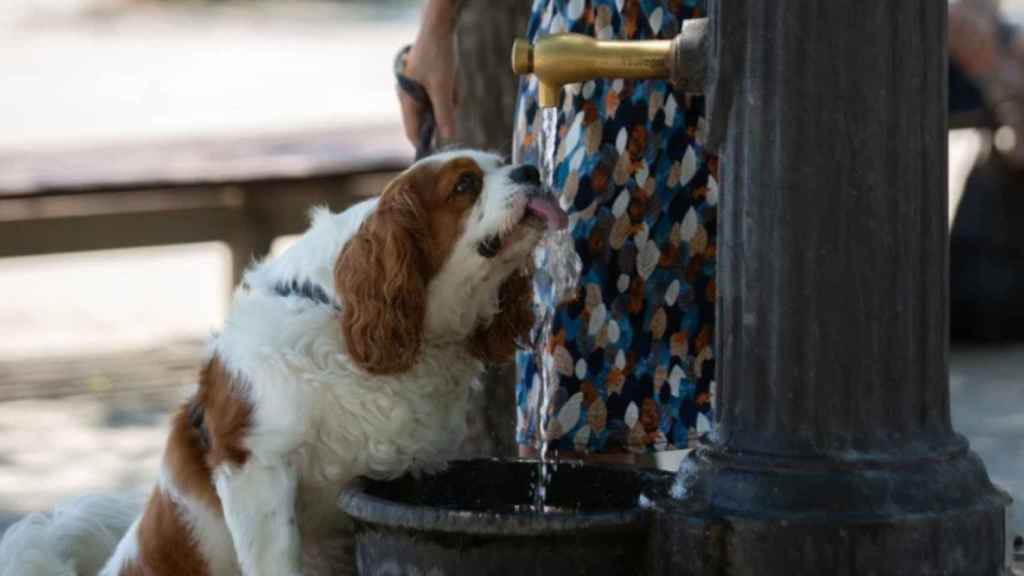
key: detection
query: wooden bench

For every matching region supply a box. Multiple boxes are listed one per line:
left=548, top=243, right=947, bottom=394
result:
left=0, top=124, right=412, bottom=283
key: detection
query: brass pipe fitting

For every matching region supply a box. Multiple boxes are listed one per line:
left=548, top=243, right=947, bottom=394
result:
left=511, top=18, right=708, bottom=108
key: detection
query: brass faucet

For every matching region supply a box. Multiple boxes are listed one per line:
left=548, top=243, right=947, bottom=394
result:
left=511, top=18, right=708, bottom=108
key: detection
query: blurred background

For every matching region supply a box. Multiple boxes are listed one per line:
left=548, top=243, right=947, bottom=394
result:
left=0, top=0, right=418, bottom=529
left=0, top=0, right=1021, bottom=552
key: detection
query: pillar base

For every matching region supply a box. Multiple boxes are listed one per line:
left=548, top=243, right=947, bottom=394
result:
left=652, top=444, right=1012, bottom=576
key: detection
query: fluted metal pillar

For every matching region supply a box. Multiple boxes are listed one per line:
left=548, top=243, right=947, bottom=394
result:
left=655, top=2, right=1012, bottom=574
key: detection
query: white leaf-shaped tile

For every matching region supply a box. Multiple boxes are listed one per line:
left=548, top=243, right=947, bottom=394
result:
left=575, top=358, right=588, bottom=380
left=588, top=303, right=607, bottom=336
left=616, top=127, right=628, bottom=153
left=558, top=392, right=584, bottom=434
left=649, top=7, right=664, bottom=35
left=680, top=207, right=698, bottom=241
left=665, top=279, right=681, bottom=306
left=612, top=189, right=630, bottom=218
left=582, top=80, right=595, bottom=99
left=695, top=116, right=707, bottom=146
left=564, top=112, right=584, bottom=155
left=680, top=145, right=698, bottom=187
left=607, top=319, right=621, bottom=344
left=697, top=413, right=712, bottom=435
left=624, top=401, right=639, bottom=429
left=617, top=274, right=631, bottom=293
left=664, top=93, right=678, bottom=128
left=610, top=214, right=631, bottom=250
left=667, top=362, right=684, bottom=393
left=637, top=239, right=661, bottom=280
left=636, top=165, right=649, bottom=188
left=669, top=364, right=685, bottom=388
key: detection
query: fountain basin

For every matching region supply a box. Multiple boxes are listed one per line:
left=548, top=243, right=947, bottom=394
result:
left=339, top=458, right=674, bottom=576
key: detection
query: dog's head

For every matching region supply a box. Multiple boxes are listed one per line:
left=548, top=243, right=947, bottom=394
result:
left=335, top=150, right=566, bottom=375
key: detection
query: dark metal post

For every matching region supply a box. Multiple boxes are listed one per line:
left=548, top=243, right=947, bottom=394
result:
left=655, top=2, right=1012, bottom=574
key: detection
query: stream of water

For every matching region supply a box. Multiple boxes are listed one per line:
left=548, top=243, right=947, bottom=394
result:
left=531, top=106, right=582, bottom=511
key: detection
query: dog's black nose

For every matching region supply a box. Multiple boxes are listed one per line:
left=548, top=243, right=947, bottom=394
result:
left=508, top=164, right=540, bottom=186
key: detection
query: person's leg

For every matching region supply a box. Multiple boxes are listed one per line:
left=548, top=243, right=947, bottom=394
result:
left=444, top=1, right=533, bottom=457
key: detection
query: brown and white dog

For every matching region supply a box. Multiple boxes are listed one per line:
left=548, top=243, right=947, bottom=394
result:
left=0, top=150, right=566, bottom=576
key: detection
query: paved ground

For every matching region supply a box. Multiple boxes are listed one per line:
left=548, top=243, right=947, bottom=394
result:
left=951, top=345, right=1024, bottom=535
left=0, top=383, right=185, bottom=519
left=0, top=0, right=416, bottom=154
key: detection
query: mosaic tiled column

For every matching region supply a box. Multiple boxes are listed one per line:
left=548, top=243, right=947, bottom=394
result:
left=655, top=2, right=1013, bottom=574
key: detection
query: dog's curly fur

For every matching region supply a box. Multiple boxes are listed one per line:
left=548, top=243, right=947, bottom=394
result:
left=468, top=270, right=536, bottom=364
left=336, top=180, right=432, bottom=375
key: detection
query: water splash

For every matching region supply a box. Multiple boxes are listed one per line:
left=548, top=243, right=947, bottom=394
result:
left=531, top=106, right=582, bottom=511
left=670, top=456, right=699, bottom=500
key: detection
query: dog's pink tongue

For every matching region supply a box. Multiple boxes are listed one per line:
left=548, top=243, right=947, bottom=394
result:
left=527, top=196, right=569, bottom=231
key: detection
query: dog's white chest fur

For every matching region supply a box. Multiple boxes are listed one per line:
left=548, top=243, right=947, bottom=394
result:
left=293, top=336, right=479, bottom=488
left=214, top=286, right=481, bottom=576
left=216, top=289, right=480, bottom=488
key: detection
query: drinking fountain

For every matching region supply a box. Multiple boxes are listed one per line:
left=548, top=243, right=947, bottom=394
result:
left=509, top=17, right=708, bottom=108
left=341, top=3, right=1013, bottom=575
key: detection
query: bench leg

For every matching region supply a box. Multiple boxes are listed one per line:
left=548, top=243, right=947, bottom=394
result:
left=227, top=219, right=273, bottom=296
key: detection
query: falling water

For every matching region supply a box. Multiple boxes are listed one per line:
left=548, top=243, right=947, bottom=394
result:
left=532, top=106, right=582, bottom=510
left=669, top=456, right=699, bottom=500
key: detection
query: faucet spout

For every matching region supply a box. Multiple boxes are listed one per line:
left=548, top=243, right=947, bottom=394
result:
left=511, top=17, right=708, bottom=108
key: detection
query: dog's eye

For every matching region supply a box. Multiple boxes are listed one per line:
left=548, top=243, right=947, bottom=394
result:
left=452, top=173, right=481, bottom=198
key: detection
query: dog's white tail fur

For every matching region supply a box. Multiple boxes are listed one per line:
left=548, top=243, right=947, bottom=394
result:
left=0, top=494, right=140, bottom=576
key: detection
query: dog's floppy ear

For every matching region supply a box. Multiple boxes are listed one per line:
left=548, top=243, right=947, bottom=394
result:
left=468, top=269, right=536, bottom=364
left=336, top=179, right=429, bottom=375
